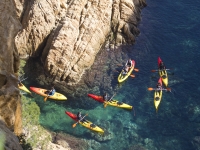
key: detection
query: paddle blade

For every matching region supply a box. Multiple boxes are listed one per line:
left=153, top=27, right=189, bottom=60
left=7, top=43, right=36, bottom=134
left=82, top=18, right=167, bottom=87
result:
left=166, top=88, right=171, bottom=92
left=130, top=74, right=135, bottom=78
left=117, top=64, right=123, bottom=67
left=44, top=97, right=48, bottom=102
left=134, top=68, right=139, bottom=72
left=72, top=123, right=77, bottom=128
left=103, top=102, right=108, bottom=108
left=151, top=70, right=158, bottom=72
left=148, top=88, right=154, bottom=91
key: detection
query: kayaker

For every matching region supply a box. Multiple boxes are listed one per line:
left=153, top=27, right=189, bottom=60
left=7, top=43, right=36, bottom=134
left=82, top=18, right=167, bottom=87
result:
left=77, top=112, right=86, bottom=122
left=156, top=83, right=162, bottom=90
left=159, top=62, right=166, bottom=70
left=45, top=85, right=56, bottom=96
left=122, top=66, right=129, bottom=75
left=125, top=59, right=133, bottom=68
left=103, top=93, right=109, bottom=101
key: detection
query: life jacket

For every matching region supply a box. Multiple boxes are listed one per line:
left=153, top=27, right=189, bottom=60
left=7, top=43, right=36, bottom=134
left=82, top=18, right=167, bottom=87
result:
left=103, top=94, right=108, bottom=101
left=77, top=112, right=82, bottom=120
left=49, top=88, right=55, bottom=96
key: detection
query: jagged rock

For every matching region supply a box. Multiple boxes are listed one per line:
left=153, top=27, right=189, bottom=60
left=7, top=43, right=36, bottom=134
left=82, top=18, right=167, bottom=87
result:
left=15, top=0, right=146, bottom=85
left=0, top=121, right=23, bottom=150
left=52, top=132, right=88, bottom=150
left=0, top=0, right=22, bottom=136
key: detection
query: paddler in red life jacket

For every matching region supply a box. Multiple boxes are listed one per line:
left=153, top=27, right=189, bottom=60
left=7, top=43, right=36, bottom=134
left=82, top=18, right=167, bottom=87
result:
left=159, top=61, right=166, bottom=70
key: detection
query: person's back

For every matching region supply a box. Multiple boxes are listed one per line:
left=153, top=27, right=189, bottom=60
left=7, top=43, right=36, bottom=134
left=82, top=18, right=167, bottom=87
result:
left=159, top=62, right=165, bottom=70
left=103, top=93, right=109, bottom=101
left=77, top=112, right=82, bottom=120
left=126, top=59, right=132, bottom=68
left=48, top=86, right=56, bottom=96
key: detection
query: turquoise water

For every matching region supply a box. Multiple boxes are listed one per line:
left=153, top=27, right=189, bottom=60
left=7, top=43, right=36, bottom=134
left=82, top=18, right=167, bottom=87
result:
left=27, top=0, right=200, bottom=149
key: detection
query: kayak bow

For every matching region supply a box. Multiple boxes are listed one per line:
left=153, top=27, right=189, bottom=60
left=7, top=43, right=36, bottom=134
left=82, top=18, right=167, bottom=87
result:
left=88, top=93, right=133, bottom=110
left=30, top=87, right=67, bottom=100
left=18, top=83, right=31, bottom=94
left=65, top=111, right=104, bottom=133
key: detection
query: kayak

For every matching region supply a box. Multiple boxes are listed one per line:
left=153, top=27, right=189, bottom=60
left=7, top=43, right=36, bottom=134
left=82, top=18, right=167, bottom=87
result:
left=18, top=83, right=31, bottom=94
left=158, top=57, right=168, bottom=87
left=154, top=77, right=163, bottom=113
left=118, top=60, right=135, bottom=83
left=88, top=94, right=133, bottom=110
left=30, top=87, right=67, bottom=100
left=65, top=111, right=104, bottom=133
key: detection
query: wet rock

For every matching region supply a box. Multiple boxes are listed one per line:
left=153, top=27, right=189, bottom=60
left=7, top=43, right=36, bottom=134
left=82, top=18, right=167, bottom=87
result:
left=52, top=132, right=88, bottom=150
left=192, top=136, right=200, bottom=150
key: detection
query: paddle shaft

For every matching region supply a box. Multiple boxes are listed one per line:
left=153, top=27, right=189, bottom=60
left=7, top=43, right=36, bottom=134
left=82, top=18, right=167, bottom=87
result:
left=104, top=93, right=116, bottom=107
left=148, top=87, right=171, bottom=91
left=107, top=93, right=116, bottom=103
left=19, top=77, right=28, bottom=82
left=151, top=68, right=171, bottom=72
left=73, top=114, right=88, bottom=127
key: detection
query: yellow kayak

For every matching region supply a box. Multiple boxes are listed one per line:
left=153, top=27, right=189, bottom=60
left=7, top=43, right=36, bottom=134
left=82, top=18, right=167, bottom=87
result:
left=154, top=78, right=163, bottom=113
left=158, top=57, right=168, bottom=87
left=18, top=83, right=31, bottom=94
left=30, top=87, right=67, bottom=100
left=158, top=69, right=168, bottom=87
left=65, top=111, right=104, bottom=133
left=118, top=60, right=135, bottom=83
left=88, top=94, right=133, bottom=110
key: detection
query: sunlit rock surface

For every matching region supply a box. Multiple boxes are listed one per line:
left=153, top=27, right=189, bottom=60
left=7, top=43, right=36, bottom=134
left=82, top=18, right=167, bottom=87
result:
left=15, top=0, right=146, bottom=85
left=0, top=0, right=22, bottom=149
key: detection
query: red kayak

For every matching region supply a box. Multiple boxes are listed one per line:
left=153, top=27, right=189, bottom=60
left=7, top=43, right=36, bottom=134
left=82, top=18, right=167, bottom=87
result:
left=65, top=111, right=104, bottom=133
left=88, top=94, right=133, bottom=110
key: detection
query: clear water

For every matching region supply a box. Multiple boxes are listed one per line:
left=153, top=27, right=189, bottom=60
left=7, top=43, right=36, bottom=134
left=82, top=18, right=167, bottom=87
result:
left=28, top=0, right=200, bottom=149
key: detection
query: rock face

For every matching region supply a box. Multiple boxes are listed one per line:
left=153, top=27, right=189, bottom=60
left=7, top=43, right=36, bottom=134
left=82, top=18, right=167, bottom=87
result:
left=15, top=0, right=147, bottom=85
left=0, top=121, right=23, bottom=150
left=0, top=0, right=22, bottom=149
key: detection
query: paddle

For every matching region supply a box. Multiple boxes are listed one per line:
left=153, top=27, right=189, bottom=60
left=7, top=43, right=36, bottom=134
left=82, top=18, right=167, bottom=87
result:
left=134, top=68, right=139, bottom=72
left=44, top=95, right=49, bottom=102
left=104, top=93, right=116, bottom=108
left=20, top=77, right=28, bottom=82
left=72, top=114, right=88, bottom=128
left=151, top=69, right=172, bottom=72
left=148, top=87, right=171, bottom=91
left=117, top=64, right=139, bottom=72
left=130, top=74, right=135, bottom=78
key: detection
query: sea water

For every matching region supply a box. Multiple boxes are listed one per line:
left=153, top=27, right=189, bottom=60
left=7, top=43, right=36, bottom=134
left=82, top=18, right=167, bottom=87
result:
left=31, top=0, right=200, bottom=149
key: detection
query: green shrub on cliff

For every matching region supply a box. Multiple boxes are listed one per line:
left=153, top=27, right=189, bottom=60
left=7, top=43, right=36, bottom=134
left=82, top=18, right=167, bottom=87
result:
left=0, top=132, right=5, bottom=150
left=19, top=60, right=26, bottom=75
left=21, top=96, right=40, bottom=125
left=21, top=95, right=51, bottom=149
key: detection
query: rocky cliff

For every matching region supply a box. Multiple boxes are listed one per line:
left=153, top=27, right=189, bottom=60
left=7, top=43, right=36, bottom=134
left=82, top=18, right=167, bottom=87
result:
left=15, top=0, right=146, bottom=85
left=0, top=0, right=22, bottom=149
